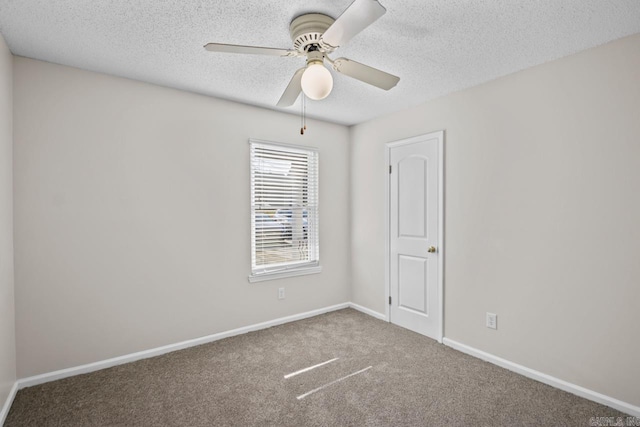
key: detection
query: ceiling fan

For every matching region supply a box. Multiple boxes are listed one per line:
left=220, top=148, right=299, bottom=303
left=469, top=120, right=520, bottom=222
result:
left=204, top=0, right=400, bottom=107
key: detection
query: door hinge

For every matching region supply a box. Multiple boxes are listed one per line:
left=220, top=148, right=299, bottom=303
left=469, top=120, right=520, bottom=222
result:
left=389, top=165, right=392, bottom=174
left=389, top=296, right=392, bottom=305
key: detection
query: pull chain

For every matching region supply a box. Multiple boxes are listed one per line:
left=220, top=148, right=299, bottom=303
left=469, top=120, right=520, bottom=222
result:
left=300, top=94, right=307, bottom=135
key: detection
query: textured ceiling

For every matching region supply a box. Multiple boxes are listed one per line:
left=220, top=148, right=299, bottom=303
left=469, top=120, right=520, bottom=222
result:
left=1, top=0, right=640, bottom=125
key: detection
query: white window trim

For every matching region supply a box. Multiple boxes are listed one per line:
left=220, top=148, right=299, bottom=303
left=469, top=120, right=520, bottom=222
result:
left=248, top=265, right=322, bottom=283
left=248, top=138, right=321, bottom=283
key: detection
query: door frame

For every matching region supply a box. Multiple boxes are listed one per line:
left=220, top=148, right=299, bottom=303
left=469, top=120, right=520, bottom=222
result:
left=384, top=131, right=445, bottom=343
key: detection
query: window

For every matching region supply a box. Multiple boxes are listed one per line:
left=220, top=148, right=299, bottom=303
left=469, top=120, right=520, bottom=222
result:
left=249, top=139, right=320, bottom=282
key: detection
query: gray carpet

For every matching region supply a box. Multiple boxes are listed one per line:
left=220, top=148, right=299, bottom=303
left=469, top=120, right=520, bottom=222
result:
left=5, top=309, right=625, bottom=426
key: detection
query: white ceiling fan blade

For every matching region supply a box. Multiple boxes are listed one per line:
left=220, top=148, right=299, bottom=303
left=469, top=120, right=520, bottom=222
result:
left=204, top=43, right=297, bottom=57
left=320, top=0, right=386, bottom=49
left=332, top=57, right=399, bottom=90
left=277, top=68, right=306, bottom=107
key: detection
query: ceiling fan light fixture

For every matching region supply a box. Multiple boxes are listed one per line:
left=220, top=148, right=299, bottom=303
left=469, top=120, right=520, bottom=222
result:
left=204, top=1, right=399, bottom=108
left=301, top=61, right=333, bottom=100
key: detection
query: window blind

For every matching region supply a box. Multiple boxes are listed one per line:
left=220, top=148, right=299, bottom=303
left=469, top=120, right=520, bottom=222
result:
left=250, top=139, right=319, bottom=276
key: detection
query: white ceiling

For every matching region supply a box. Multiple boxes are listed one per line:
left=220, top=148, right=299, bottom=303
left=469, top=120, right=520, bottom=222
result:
left=1, top=0, right=639, bottom=126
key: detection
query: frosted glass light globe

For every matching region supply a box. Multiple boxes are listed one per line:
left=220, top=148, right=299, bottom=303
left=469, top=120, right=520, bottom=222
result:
left=301, top=62, right=333, bottom=100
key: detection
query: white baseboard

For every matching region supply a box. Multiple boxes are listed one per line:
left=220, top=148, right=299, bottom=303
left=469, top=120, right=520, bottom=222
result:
left=348, top=302, right=387, bottom=321
left=15, top=306, right=636, bottom=419
left=14, top=302, right=385, bottom=393
left=443, top=338, right=640, bottom=417
left=18, top=302, right=350, bottom=390
left=14, top=308, right=634, bottom=420
left=0, top=381, right=19, bottom=425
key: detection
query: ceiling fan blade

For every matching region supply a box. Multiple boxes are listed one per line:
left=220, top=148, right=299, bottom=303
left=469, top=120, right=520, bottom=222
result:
left=320, top=0, right=386, bottom=49
left=204, top=43, right=297, bottom=57
left=332, top=57, right=399, bottom=90
left=277, top=68, right=306, bottom=107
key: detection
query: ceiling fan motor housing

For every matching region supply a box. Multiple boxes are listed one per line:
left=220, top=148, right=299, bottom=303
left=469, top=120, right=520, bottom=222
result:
left=289, top=13, right=335, bottom=54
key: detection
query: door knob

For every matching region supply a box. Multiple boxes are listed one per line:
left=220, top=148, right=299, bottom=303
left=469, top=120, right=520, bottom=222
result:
left=428, top=246, right=437, bottom=253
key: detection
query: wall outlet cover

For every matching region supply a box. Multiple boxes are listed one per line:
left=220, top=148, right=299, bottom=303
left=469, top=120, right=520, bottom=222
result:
left=486, top=312, right=497, bottom=330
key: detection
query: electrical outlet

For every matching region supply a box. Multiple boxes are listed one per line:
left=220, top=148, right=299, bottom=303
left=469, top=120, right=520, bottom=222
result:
left=278, top=288, right=285, bottom=300
left=486, top=312, right=497, bottom=330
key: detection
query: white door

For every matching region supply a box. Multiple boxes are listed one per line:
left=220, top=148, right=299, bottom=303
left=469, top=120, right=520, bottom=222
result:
left=388, top=131, right=443, bottom=341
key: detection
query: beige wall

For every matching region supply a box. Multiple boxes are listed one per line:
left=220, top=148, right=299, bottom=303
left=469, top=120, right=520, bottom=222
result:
left=350, top=33, right=640, bottom=407
left=0, top=33, right=16, bottom=407
left=13, top=57, right=351, bottom=377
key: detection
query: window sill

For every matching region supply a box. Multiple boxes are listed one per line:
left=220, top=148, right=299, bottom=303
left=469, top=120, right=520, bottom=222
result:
left=248, top=266, right=322, bottom=283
